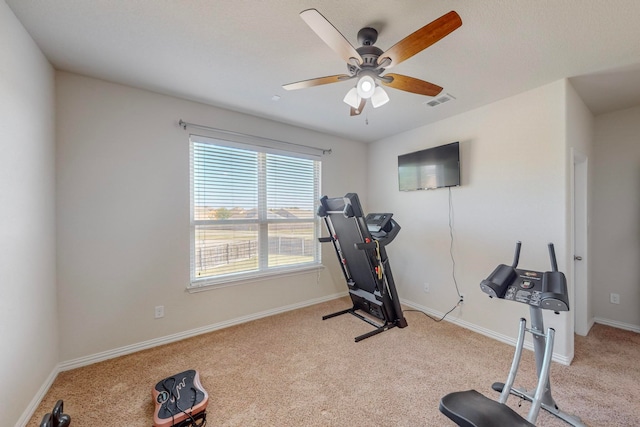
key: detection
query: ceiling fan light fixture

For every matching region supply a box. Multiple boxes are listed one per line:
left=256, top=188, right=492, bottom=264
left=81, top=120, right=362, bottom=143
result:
left=371, top=86, right=390, bottom=108
left=285, top=9, right=462, bottom=117
left=343, top=87, right=361, bottom=109
left=356, top=75, right=376, bottom=99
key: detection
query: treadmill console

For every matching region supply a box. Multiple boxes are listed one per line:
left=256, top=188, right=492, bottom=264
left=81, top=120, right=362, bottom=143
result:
left=365, top=213, right=393, bottom=233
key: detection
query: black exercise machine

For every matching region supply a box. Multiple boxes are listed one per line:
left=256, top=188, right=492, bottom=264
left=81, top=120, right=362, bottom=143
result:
left=153, top=370, right=208, bottom=427
left=317, top=193, right=408, bottom=342
left=439, top=241, right=585, bottom=426
left=39, top=400, right=70, bottom=427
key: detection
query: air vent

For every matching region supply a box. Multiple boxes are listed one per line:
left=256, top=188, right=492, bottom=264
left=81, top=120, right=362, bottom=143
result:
left=425, top=93, right=456, bottom=107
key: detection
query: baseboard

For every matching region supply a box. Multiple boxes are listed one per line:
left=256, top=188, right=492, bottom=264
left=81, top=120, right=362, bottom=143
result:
left=400, top=298, right=573, bottom=366
left=14, top=292, right=346, bottom=426
left=15, top=367, right=59, bottom=427
left=593, top=317, right=640, bottom=333
left=59, top=292, right=347, bottom=371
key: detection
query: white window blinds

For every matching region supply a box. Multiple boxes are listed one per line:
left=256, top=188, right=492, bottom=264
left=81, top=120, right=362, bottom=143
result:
left=189, top=135, right=321, bottom=288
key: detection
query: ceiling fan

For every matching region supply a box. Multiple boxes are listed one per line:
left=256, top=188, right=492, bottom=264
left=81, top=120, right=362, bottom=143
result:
left=282, top=9, right=462, bottom=116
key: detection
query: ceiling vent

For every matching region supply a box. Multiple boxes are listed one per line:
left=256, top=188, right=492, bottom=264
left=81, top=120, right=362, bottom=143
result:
left=425, top=93, right=456, bottom=107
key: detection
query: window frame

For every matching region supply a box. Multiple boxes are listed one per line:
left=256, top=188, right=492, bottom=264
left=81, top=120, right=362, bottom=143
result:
left=188, top=134, right=322, bottom=291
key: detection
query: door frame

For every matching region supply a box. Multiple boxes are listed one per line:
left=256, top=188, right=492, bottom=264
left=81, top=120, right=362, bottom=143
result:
left=572, top=149, right=590, bottom=336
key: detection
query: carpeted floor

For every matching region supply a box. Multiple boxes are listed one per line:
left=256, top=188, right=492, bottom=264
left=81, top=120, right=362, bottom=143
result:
left=28, top=298, right=640, bottom=426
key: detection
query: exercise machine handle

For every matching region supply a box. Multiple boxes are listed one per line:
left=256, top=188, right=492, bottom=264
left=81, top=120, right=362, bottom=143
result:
left=548, top=243, right=558, bottom=272
left=511, top=241, right=522, bottom=268
left=354, top=241, right=377, bottom=250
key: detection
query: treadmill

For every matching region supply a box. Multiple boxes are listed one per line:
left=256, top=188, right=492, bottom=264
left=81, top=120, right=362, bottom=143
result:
left=317, top=193, right=407, bottom=342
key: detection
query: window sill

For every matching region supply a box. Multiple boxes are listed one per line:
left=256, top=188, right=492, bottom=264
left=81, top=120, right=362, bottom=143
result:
left=187, top=264, right=325, bottom=293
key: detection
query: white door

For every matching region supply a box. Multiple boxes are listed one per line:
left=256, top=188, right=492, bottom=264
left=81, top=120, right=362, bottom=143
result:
left=573, top=152, right=590, bottom=336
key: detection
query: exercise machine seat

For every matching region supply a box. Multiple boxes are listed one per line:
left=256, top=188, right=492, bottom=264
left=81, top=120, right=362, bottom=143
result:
left=439, top=390, right=534, bottom=427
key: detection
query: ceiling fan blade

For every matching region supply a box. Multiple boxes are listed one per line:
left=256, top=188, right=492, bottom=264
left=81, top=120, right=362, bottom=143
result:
left=300, top=9, right=363, bottom=66
left=378, top=11, right=462, bottom=69
left=350, top=98, right=366, bottom=116
left=283, top=74, right=352, bottom=91
left=380, top=73, right=443, bottom=96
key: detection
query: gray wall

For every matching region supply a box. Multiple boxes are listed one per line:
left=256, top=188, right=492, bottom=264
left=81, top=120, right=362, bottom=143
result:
left=55, top=72, right=368, bottom=362
left=367, top=80, right=576, bottom=360
left=592, top=105, right=640, bottom=330
left=0, top=3, right=57, bottom=425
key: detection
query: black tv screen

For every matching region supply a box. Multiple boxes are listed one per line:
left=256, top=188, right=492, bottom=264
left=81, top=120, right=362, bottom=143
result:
left=398, top=142, right=460, bottom=191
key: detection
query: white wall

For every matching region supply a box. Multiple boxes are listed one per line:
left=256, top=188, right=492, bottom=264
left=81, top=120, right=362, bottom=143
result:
left=0, top=2, right=57, bottom=425
left=368, top=81, right=574, bottom=360
left=55, top=72, right=367, bottom=362
left=592, top=105, right=640, bottom=331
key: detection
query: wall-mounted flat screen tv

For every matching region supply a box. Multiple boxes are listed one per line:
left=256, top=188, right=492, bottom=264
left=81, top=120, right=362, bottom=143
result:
left=398, top=142, right=460, bottom=191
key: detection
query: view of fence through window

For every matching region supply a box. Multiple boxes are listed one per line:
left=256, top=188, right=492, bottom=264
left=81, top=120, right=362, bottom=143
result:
left=190, top=137, right=321, bottom=285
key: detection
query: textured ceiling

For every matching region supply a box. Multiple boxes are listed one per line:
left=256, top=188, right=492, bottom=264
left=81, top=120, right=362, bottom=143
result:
left=7, top=0, right=640, bottom=142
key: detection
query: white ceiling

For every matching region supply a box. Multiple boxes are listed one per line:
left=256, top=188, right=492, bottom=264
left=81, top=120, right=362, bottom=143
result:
left=7, top=0, right=640, bottom=143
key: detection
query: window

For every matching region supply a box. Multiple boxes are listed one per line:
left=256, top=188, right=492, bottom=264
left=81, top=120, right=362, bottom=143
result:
left=189, top=135, right=321, bottom=289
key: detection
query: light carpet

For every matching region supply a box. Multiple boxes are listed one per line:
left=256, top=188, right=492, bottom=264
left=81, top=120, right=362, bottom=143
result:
left=27, top=298, right=640, bottom=426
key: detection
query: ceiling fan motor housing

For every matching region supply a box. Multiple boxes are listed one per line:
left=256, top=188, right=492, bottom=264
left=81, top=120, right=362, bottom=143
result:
left=357, top=45, right=383, bottom=67
left=348, top=43, right=384, bottom=76
left=356, top=27, right=384, bottom=70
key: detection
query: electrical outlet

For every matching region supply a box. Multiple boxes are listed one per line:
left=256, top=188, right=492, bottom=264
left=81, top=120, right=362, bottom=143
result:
left=423, top=283, right=430, bottom=293
left=155, top=305, right=165, bottom=318
left=459, top=294, right=465, bottom=304
left=610, top=293, right=620, bottom=305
